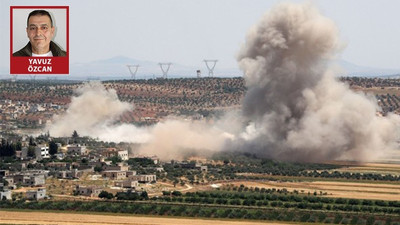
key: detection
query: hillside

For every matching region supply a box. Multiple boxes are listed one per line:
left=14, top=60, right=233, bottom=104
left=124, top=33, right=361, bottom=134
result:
left=1, top=77, right=400, bottom=129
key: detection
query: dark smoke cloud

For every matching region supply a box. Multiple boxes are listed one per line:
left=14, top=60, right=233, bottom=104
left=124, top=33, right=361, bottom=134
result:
left=233, top=2, right=400, bottom=162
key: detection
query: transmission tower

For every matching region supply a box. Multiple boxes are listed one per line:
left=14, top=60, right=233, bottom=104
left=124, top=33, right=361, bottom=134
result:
left=203, top=60, right=218, bottom=77
left=127, top=65, right=139, bottom=79
left=159, top=63, right=172, bottom=79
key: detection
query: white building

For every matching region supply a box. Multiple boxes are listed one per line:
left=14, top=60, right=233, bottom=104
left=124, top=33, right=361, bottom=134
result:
left=102, top=149, right=129, bottom=161
left=0, top=190, right=12, bottom=200
left=130, top=175, right=156, bottom=183
left=26, top=188, right=46, bottom=200
left=35, top=146, right=50, bottom=160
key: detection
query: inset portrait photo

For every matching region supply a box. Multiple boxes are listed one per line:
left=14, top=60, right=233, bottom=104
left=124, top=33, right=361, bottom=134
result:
left=10, top=6, right=69, bottom=74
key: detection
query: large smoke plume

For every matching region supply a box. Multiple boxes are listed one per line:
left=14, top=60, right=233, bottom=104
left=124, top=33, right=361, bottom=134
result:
left=47, top=82, right=150, bottom=143
left=234, top=3, right=400, bottom=161
left=46, top=82, right=229, bottom=160
left=46, top=2, right=399, bottom=162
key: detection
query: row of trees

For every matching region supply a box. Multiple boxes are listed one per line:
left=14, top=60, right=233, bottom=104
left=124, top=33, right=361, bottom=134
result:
left=152, top=190, right=400, bottom=215
left=0, top=139, right=20, bottom=157
left=208, top=152, right=400, bottom=182
left=0, top=199, right=396, bottom=225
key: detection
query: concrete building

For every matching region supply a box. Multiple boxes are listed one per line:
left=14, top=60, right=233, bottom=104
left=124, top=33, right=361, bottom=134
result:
left=0, top=190, right=12, bottom=200
left=46, top=162, right=68, bottom=169
left=75, top=185, right=103, bottom=197
left=102, top=170, right=127, bottom=180
left=34, top=146, right=50, bottom=160
left=56, top=169, right=81, bottom=179
left=13, top=174, right=45, bottom=186
left=105, top=163, right=129, bottom=171
left=102, top=148, right=129, bottom=161
left=126, top=171, right=137, bottom=177
left=67, top=144, right=88, bottom=156
left=130, top=174, right=156, bottom=183
left=114, top=180, right=139, bottom=189
left=26, top=188, right=46, bottom=200
left=199, top=166, right=208, bottom=172
left=3, top=177, right=14, bottom=187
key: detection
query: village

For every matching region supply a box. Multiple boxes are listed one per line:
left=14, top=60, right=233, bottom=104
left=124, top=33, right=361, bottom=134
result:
left=0, top=134, right=211, bottom=201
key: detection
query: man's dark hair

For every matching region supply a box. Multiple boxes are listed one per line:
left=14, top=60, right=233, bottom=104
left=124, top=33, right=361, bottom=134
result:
left=27, top=10, right=53, bottom=27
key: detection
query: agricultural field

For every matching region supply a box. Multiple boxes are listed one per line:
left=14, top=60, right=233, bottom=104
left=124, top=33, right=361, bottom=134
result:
left=230, top=161, right=400, bottom=201
left=0, top=210, right=284, bottom=225
left=3, top=160, right=400, bottom=224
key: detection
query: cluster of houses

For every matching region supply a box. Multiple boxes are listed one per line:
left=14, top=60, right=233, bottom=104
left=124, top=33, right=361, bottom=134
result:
left=0, top=137, right=214, bottom=201
left=0, top=99, right=64, bottom=130
left=0, top=169, right=47, bottom=200
left=0, top=144, right=161, bottom=200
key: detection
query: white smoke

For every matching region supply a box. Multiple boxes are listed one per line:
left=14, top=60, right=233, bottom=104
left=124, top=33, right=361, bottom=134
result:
left=46, top=81, right=229, bottom=160
left=47, top=81, right=150, bottom=143
left=233, top=2, right=400, bottom=161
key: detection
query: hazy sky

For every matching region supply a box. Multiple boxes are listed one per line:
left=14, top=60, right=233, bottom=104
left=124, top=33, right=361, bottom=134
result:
left=1, top=0, right=400, bottom=72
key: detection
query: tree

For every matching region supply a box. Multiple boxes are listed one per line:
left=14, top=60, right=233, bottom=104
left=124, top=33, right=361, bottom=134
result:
left=0, top=140, right=16, bottom=157
left=49, top=141, right=58, bottom=156
left=98, top=191, right=114, bottom=199
left=94, top=166, right=103, bottom=173
left=16, top=142, right=22, bottom=151
left=108, top=156, right=122, bottom=165
left=140, top=191, right=148, bottom=200
left=72, top=130, right=79, bottom=143
left=334, top=214, right=343, bottom=224
left=366, top=216, right=375, bottom=225
left=172, top=191, right=182, bottom=196
left=27, top=146, right=36, bottom=158
left=173, top=179, right=179, bottom=187
left=1, top=178, right=8, bottom=186
left=72, top=130, right=79, bottom=138
left=350, top=216, right=359, bottom=225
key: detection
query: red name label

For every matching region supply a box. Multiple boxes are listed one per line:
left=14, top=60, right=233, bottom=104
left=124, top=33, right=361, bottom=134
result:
left=10, top=57, right=69, bottom=74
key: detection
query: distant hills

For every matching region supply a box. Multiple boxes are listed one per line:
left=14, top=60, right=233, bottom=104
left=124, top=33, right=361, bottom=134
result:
left=335, top=60, right=400, bottom=77
left=1, top=56, right=399, bottom=80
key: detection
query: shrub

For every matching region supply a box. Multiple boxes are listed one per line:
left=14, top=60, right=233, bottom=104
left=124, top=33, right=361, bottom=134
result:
left=98, top=191, right=114, bottom=199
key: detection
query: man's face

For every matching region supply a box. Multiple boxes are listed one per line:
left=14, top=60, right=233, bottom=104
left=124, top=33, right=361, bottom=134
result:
left=26, top=15, right=55, bottom=54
